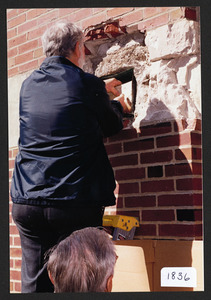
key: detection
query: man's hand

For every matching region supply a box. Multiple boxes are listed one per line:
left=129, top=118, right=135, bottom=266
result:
left=114, top=94, right=132, bottom=114
left=104, top=78, right=122, bottom=97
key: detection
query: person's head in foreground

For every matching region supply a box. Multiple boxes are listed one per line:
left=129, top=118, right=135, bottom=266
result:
left=47, top=227, right=117, bottom=292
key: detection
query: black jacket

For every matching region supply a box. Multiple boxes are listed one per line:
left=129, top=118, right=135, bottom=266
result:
left=11, top=56, right=123, bottom=207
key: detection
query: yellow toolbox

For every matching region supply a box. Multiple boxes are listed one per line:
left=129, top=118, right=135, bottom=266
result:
left=103, top=215, right=139, bottom=240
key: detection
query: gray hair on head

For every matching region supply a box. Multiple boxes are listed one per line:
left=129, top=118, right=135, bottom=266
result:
left=47, top=227, right=117, bottom=293
left=41, top=21, right=84, bottom=57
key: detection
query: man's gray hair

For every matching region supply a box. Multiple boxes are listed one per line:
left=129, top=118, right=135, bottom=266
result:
left=41, top=21, right=84, bottom=57
left=47, top=227, right=117, bottom=292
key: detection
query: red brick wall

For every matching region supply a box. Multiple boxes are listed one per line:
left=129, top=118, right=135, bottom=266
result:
left=7, top=7, right=197, bottom=77
left=104, top=120, right=202, bottom=239
left=7, top=7, right=200, bottom=293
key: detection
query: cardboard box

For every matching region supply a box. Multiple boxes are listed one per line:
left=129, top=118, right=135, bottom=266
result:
left=112, top=240, right=203, bottom=292
left=112, top=244, right=151, bottom=292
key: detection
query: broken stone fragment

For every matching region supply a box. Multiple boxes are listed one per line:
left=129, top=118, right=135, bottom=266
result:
left=145, top=19, right=200, bottom=61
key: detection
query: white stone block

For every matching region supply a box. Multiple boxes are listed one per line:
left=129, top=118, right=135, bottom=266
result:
left=145, top=19, right=200, bottom=61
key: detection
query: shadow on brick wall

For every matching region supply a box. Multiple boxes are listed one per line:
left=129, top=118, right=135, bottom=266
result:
left=105, top=99, right=202, bottom=240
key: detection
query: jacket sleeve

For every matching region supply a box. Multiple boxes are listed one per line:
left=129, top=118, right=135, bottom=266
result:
left=83, top=73, right=124, bottom=137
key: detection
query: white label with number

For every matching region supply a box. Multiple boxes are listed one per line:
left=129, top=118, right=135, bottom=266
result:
left=161, top=267, right=197, bottom=287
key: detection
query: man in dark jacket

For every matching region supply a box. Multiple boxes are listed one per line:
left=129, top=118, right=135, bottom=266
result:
left=11, top=21, right=128, bottom=293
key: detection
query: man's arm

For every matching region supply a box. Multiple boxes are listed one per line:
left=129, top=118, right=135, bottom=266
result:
left=83, top=74, right=125, bottom=137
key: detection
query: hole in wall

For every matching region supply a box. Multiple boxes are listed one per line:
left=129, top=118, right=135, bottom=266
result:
left=83, top=20, right=149, bottom=122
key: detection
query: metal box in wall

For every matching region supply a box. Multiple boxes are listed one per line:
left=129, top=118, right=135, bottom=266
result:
left=100, top=68, right=136, bottom=118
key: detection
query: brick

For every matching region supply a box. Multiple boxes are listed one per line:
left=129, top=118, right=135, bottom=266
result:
left=82, top=12, right=107, bottom=30
left=174, top=120, right=187, bottom=132
left=7, top=28, right=17, bottom=40
left=15, top=52, right=34, bottom=65
left=19, top=60, right=38, bottom=73
left=71, top=8, right=93, bottom=24
left=169, top=8, right=184, bottom=21
left=125, top=196, right=156, bottom=208
left=93, top=8, right=106, bottom=14
left=193, top=119, right=202, bottom=131
left=8, top=13, right=26, bottom=29
left=9, top=170, right=13, bottom=179
left=156, top=134, right=180, bottom=148
left=10, top=270, right=21, bottom=281
left=140, top=122, right=172, bottom=137
left=115, top=167, right=145, bottom=181
left=119, top=9, right=143, bottom=27
left=158, top=193, right=202, bottom=207
left=10, top=247, right=22, bottom=258
left=10, top=281, right=14, bottom=292
left=141, top=150, right=173, bottom=164
left=104, top=22, right=127, bottom=38
left=165, top=163, right=192, bottom=177
left=14, top=236, right=21, bottom=247
left=10, top=258, right=14, bottom=268
left=9, top=159, right=15, bottom=169
left=194, top=209, right=203, bottom=221
left=18, top=9, right=28, bottom=14
left=85, top=28, right=107, bottom=41
left=18, top=19, right=37, bottom=35
left=34, top=47, right=44, bottom=59
left=8, top=57, right=15, bottom=69
left=14, top=281, right=21, bottom=293
left=159, top=224, right=202, bottom=237
left=116, top=197, right=123, bottom=209
left=110, top=154, right=138, bottom=167
left=10, top=225, right=19, bottom=235
left=141, top=179, right=174, bottom=193
left=176, top=178, right=202, bottom=191
left=27, top=25, right=47, bottom=41
left=116, top=210, right=140, bottom=219
left=26, top=8, right=49, bottom=20
left=124, top=138, right=154, bottom=152
left=142, top=209, right=175, bottom=221
left=8, top=34, right=27, bottom=48
left=9, top=202, right=13, bottom=213
left=14, top=259, right=22, bottom=269
left=191, top=162, right=202, bottom=175
left=59, top=8, right=79, bottom=18
left=193, top=147, right=202, bottom=160
left=37, top=10, right=59, bottom=26
left=191, top=132, right=202, bottom=146
left=8, top=66, right=19, bottom=77
left=135, top=224, right=156, bottom=236
left=118, top=182, right=139, bottom=194
left=179, top=132, right=192, bottom=146
left=9, top=150, right=13, bottom=159
left=7, top=47, right=18, bottom=59
left=12, top=148, right=19, bottom=157
left=138, top=13, right=169, bottom=32
left=105, top=143, right=122, bottom=155
left=175, top=147, right=202, bottom=161
left=158, top=7, right=174, bottom=13
left=185, top=7, right=197, bottom=21
left=109, top=128, right=137, bottom=142
left=18, top=39, right=38, bottom=54
left=7, top=9, right=18, bottom=20
left=107, top=7, right=134, bottom=18
left=143, top=7, right=159, bottom=19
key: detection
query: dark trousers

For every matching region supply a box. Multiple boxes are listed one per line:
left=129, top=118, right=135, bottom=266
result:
left=12, top=203, right=104, bottom=293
